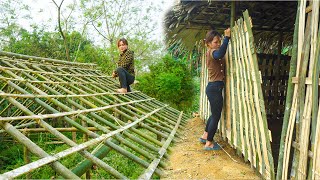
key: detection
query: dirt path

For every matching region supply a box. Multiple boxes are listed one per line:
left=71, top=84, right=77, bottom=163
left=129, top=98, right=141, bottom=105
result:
left=163, top=117, right=260, bottom=179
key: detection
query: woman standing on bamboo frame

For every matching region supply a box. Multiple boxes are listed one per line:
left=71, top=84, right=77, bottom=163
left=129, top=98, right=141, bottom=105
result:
left=112, top=38, right=135, bottom=93
left=199, top=28, right=231, bottom=150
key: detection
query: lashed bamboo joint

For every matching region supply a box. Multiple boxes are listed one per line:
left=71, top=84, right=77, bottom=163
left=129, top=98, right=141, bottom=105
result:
left=0, top=51, right=189, bottom=179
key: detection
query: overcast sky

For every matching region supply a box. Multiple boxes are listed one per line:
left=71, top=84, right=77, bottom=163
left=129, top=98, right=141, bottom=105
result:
left=19, top=0, right=175, bottom=43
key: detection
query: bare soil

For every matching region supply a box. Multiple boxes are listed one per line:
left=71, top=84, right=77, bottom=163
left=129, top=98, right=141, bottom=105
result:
left=162, top=117, right=260, bottom=179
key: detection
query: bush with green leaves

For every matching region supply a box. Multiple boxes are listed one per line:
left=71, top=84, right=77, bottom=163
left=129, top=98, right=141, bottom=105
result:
left=136, top=54, right=195, bottom=113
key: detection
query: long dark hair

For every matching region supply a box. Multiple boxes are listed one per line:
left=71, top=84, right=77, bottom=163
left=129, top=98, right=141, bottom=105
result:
left=204, top=30, right=221, bottom=45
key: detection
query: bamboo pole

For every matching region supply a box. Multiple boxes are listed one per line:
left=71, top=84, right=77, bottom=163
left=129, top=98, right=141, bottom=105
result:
left=312, top=105, right=320, bottom=179
left=239, top=17, right=255, bottom=166
left=17, top=127, right=100, bottom=133
left=2, top=70, right=166, bottom=177
left=1, top=48, right=186, bottom=179
left=244, top=10, right=274, bottom=179
left=233, top=23, right=245, bottom=156
left=0, top=122, right=80, bottom=179
left=138, top=111, right=183, bottom=179
left=309, top=13, right=320, bottom=180
left=238, top=18, right=252, bottom=163
left=0, top=50, right=96, bottom=67
left=276, top=1, right=300, bottom=179
left=0, top=65, right=108, bottom=78
left=289, top=5, right=312, bottom=179
left=0, top=56, right=97, bottom=72
left=296, top=1, right=318, bottom=178
left=243, top=21, right=261, bottom=170
left=22, top=130, right=31, bottom=179
left=22, top=60, right=179, bottom=162
left=228, top=26, right=237, bottom=148
left=280, top=0, right=306, bottom=177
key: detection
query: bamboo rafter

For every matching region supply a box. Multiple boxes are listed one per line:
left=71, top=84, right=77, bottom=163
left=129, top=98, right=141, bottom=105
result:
left=0, top=51, right=189, bottom=179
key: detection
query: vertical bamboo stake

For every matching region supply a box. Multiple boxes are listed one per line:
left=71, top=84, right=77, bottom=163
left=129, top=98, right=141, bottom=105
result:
left=312, top=105, right=320, bottom=179
left=276, top=1, right=300, bottom=179
left=244, top=21, right=261, bottom=171
left=225, top=36, right=231, bottom=140
left=238, top=18, right=252, bottom=163
left=296, top=1, right=318, bottom=179
left=228, top=35, right=236, bottom=145
left=291, top=6, right=312, bottom=179
left=308, top=1, right=320, bottom=179
left=231, top=24, right=243, bottom=155
left=281, top=0, right=306, bottom=178
left=239, top=17, right=254, bottom=165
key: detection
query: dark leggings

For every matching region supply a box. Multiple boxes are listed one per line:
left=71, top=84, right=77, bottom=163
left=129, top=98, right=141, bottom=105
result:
left=116, top=67, right=135, bottom=92
left=205, top=81, right=224, bottom=141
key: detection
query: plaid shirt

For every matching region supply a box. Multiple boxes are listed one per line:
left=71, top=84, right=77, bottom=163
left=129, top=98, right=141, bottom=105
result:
left=117, top=49, right=135, bottom=75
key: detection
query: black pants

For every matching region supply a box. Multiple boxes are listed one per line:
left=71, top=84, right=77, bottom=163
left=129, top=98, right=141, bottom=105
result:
left=116, top=67, right=135, bottom=92
left=205, top=81, right=224, bottom=141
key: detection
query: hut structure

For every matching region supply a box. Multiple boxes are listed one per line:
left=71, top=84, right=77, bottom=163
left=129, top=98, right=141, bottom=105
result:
left=0, top=51, right=188, bottom=179
left=165, top=0, right=319, bottom=180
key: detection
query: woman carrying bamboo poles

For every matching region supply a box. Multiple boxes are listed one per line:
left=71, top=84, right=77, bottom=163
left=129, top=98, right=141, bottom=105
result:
left=199, top=28, right=231, bottom=150
left=112, top=38, right=135, bottom=93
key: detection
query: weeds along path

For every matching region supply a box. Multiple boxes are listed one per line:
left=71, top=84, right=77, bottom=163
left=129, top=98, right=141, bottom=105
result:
left=163, top=117, right=260, bottom=179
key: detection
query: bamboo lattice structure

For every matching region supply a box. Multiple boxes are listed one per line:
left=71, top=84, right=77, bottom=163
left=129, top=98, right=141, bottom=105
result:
left=199, top=10, right=275, bottom=179
left=277, top=1, right=320, bottom=179
left=0, top=51, right=189, bottom=179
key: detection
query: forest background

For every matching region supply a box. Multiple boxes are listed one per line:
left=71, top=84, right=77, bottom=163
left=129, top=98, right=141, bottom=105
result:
left=0, top=0, right=201, bottom=114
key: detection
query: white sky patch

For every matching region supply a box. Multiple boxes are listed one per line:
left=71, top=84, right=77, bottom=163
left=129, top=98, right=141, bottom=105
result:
left=18, top=0, right=174, bottom=44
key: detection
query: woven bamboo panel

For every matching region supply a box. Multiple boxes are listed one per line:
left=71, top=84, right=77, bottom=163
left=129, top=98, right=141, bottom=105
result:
left=258, top=54, right=291, bottom=121
left=0, top=51, right=188, bottom=179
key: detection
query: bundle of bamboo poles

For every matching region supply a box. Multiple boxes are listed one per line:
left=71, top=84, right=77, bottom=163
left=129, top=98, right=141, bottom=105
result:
left=0, top=51, right=189, bottom=179
left=277, top=0, right=320, bottom=179
left=199, top=10, right=274, bottom=179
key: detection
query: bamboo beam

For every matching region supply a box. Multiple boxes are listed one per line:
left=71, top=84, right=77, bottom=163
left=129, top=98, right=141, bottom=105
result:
left=309, top=4, right=320, bottom=177
left=138, top=111, right=183, bottom=179
left=0, top=65, right=109, bottom=78
left=17, top=127, right=101, bottom=132
left=17, top=62, right=175, bottom=170
left=0, top=122, right=80, bottom=179
left=2, top=71, right=166, bottom=177
left=0, top=56, right=98, bottom=72
left=0, top=50, right=96, bottom=67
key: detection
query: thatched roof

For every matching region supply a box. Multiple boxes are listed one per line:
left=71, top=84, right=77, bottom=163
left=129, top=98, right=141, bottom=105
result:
left=164, top=1, right=298, bottom=54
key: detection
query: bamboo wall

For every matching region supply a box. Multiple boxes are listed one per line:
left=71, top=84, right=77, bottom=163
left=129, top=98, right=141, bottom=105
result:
left=277, top=1, right=320, bottom=179
left=0, top=51, right=188, bottom=179
left=258, top=54, right=291, bottom=121
left=199, top=10, right=275, bottom=179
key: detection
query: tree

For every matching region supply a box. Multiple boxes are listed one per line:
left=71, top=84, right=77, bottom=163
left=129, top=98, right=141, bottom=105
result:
left=80, top=0, right=161, bottom=65
left=0, top=0, right=30, bottom=49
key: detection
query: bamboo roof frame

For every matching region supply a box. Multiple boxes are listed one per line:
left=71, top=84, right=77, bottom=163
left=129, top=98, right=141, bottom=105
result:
left=0, top=51, right=189, bottom=179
